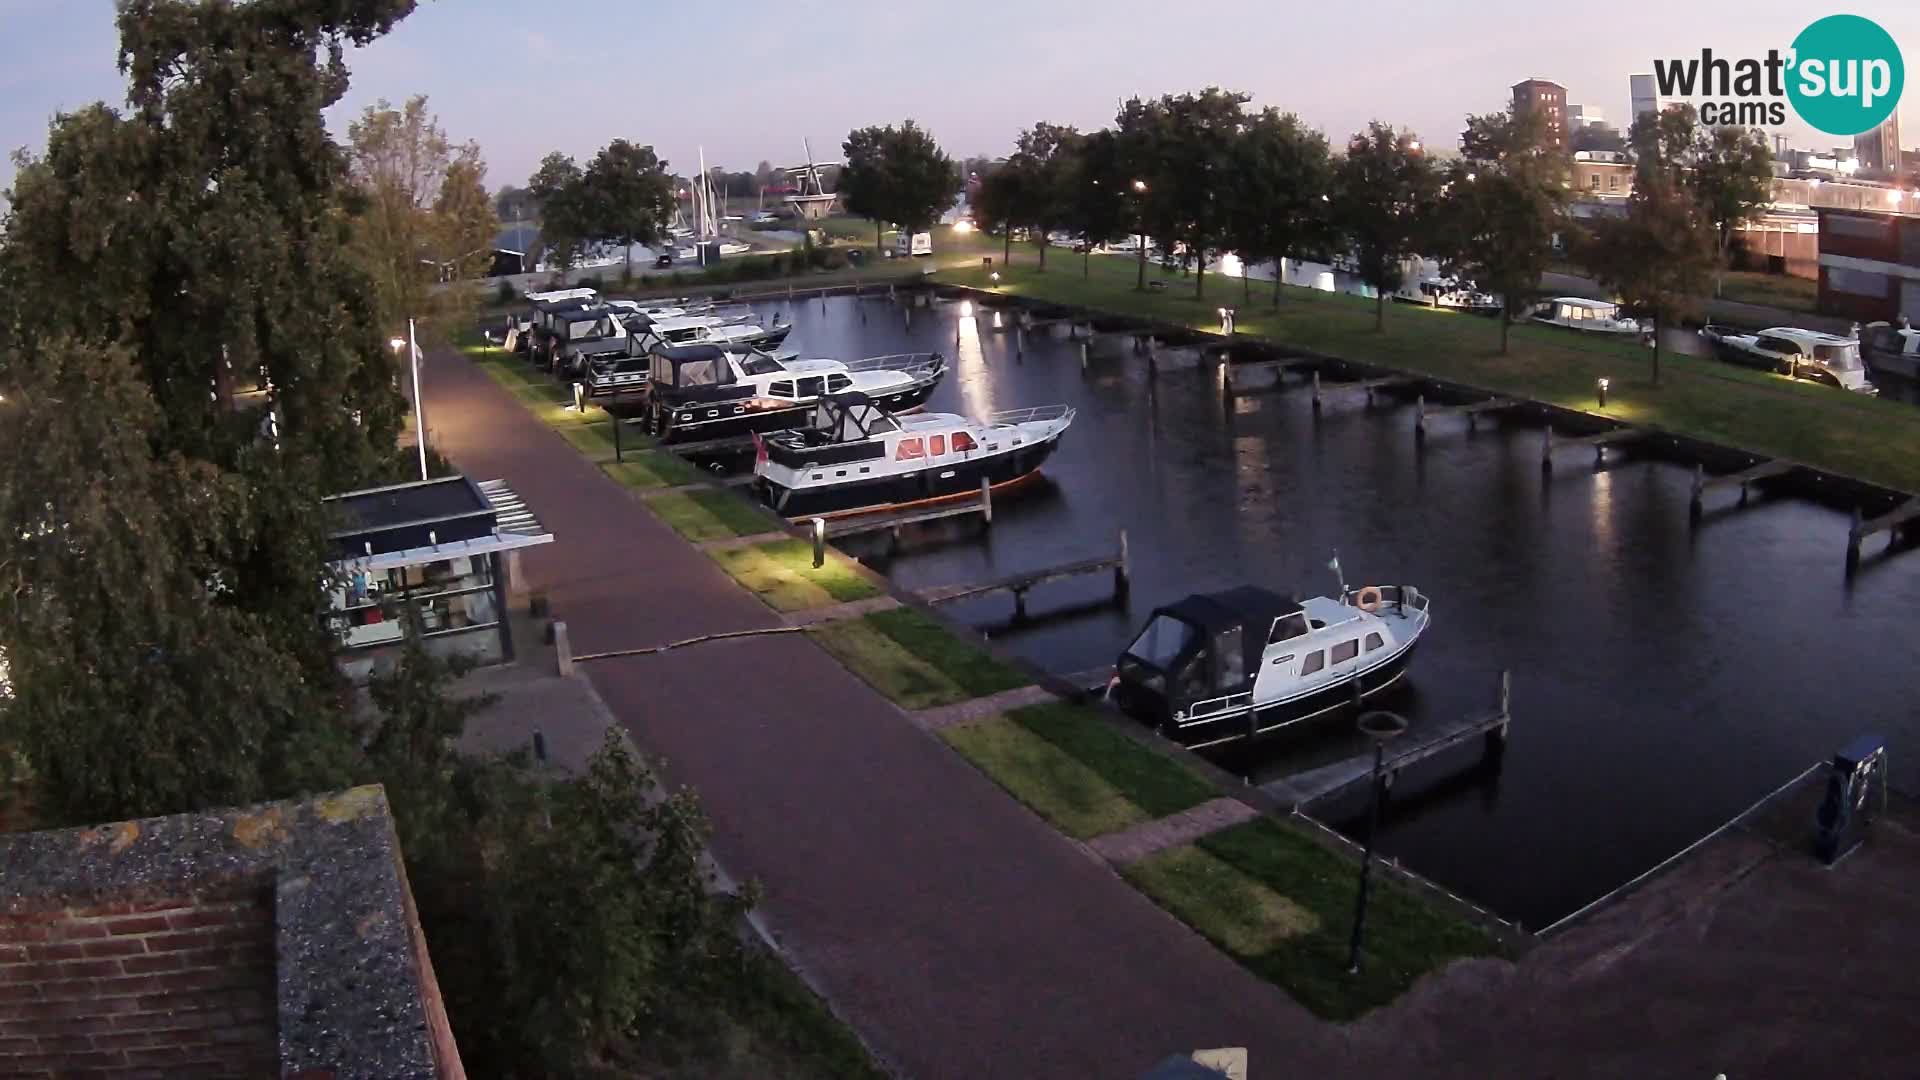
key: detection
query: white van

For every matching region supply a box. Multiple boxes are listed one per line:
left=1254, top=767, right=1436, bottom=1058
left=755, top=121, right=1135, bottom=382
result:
left=893, top=230, right=933, bottom=257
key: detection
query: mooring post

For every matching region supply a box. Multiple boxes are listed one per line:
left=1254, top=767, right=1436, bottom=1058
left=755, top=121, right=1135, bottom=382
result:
left=613, top=415, right=623, bottom=462
left=1016, top=326, right=1024, bottom=359
left=1540, top=425, right=1553, bottom=473
left=1311, top=370, right=1323, bottom=412
left=811, top=516, right=826, bottom=569
left=1115, top=528, right=1132, bottom=602
left=1414, top=395, right=1426, bottom=439
left=981, top=477, right=993, bottom=526
left=553, top=620, right=573, bottom=677
left=1079, top=341, right=1089, bottom=371
left=1847, top=507, right=1864, bottom=571
left=1689, top=464, right=1705, bottom=521
left=572, top=380, right=585, bottom=413
left=532, top=729, right=548, bottom=764
left=787, top=281, right=794, bottom=302
left=1013, top=587, right=1028, bottom=621
left=1146, top=339, right=1158, bottom=380
left=821, top=294, right=828, bottom=316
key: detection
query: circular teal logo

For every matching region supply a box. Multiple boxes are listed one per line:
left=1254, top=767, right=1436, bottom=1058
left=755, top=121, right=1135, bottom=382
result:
left=1787, top=15, right=1904, bottom=137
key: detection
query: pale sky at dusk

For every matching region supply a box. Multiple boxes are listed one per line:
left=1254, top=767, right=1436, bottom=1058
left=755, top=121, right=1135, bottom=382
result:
left=1, top=1, right=1916, bottom=196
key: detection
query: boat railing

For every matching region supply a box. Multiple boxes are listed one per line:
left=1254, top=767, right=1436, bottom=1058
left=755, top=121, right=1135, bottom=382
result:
left=842, top=352, right=946, bottom=378
left=1186, top=690, right=1253, bottom=720
left=985, top=404, right=1075, bottom=427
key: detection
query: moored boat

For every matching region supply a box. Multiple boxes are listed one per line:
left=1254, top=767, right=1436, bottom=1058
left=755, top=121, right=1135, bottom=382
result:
left=1531, top=297, right=1652, bottom=345
left=1862, top=319, right=1920, bottom=381
left=641, top=345, right=946, bottom=439
left=1699, top=324, right=1876, bottom=393
left=1109, top=568, right=1430, bottom=749
left=754, top=393, right=1073, bottom=518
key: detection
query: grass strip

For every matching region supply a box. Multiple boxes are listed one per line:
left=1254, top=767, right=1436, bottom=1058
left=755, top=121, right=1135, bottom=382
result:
left=646, top=489, right=781, bottom=542
left=558, top=421, right=622, bottom=459
left=1007, top=703, right=1215, bottom=818
left=860, top=607, right=1028, bottom=700
left=1121, top=845, right=1321, bottom=955
left=940, top=717, right=1150, bottom=839
left=1123, top=817, right=1503, bottom=1021
left=807, top=618, right=969, bottom=709
left=711, top=539, right=880, bottom=612
left=601, top=451, right=705, bottom=491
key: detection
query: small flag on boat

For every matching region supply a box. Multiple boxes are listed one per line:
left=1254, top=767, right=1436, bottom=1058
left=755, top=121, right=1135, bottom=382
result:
left=751, top=430, right=767, bottom=467
left=1327, top=553, right=1341, bottom=577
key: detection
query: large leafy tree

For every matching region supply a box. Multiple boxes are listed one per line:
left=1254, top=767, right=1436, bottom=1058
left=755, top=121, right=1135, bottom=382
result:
left=0, top=0, right=418, bottom=823
left=1222, top=108, right=1332, bottom=307
left=1686, top=123, right=1774, bottom=293
left=527, top=151, right=590, bottom=273
left=1116, top=89, right=1248, bottom=299
left=972, top=162, right=1024, bottom=266
left=1007, top=122, right=1081, bottom=272
left=582, top=139, right=675, bottom=276
left=1435, top=106, right=1568, bottom=353
left=1332, top=122, right=1441, bottom=331
left=1063, top=129, right=1131, bottom=278
left=839, top=119, right=957, bottom=253
left=345, top=95, right=498, bottom=336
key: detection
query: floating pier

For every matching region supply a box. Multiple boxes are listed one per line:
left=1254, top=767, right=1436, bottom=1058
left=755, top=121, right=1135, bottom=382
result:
left=1540, top=425, right=1650, bottom=470
left=1847, top=496, right=1920, bottom=569
left=1222, top=358, right=1310, bottom=397
left=1261, top=671, right=1512, bottom=808
left=1310, top=372, right=1416, bottom=412
left=1688, top=458, right=1795, bottom=518
left=914, top=530, right=1130, bottom=620
left=821, top=481, right=996, bottom=541
left=1414, top=395, right=1519, bottom=438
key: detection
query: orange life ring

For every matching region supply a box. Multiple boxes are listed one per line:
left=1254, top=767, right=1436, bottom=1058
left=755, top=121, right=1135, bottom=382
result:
left=1355, top=586, right=1383, bottom=612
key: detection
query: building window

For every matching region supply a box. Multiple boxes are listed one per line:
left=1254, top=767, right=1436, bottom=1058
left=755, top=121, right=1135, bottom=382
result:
left=1826, top=214, right=1892, bottom=241
left=1608, top=175, right=1620, bottom=190
left=1826, top=266, right=1890, bottom=297
left=331, top=555, right=499, bottom=649
left=1590, top=174, right=1601, bottom=189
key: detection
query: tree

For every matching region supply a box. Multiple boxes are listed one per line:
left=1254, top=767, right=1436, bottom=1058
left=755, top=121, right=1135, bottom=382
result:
left=1687, top=124, right=1774, bottom=290
left=527, top=151, right=590, bottom=273
left=345, top=95, right=497, bottom=335
left=1007, top=122, right=1081, bottom=272
left=493, top=184, right=531, bottom=222
left=1222, top=108, right=1332, bottom=307
left=1113, top=89, right=1249, bottom=299
left=1578, top=169, right=1717, bottom=386
left=1332, top=122, right=1441, bottom=330
left=972, top=163, right=1024, bottom=266
left=840, top=120, right=957, bottom=253
left=1434, top=107, right=1568, bottom=353
left=1062, top=130, right=1130, bottom=277
left=581, top=140, right=675, bottom=276
left=0, top=0, right=417, bottom=824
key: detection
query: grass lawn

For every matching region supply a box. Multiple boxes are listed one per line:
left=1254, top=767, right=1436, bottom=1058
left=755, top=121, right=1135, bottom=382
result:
left=1716, top=270, right=1819, bottom=314
left=601, top=451, right=704, bottom=490
left=1125, top=817, right=1504, bottom=1021
left=806, top=607, right=1027, bottom=709
left=940, top=718, right=1151, bottom=838
left=1006, top=703, right=1216, bottom=818
left=710, top=538, right=880, bottom=612
left=936, top=255, right=1920, bottom=493
left=645, top=489, right=782, bottom=542
left=558, top=421, right=622, bottom=460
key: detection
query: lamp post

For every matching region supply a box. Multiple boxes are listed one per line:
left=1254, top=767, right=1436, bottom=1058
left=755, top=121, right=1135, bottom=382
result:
left=1131, top=179, right=1149, bottom=292
left=990, top=271, right=1001, bottom=290
left=390, top=319, right=426, bottom=481
left=1348, top=709, right=1409, bottom=975
left=1596, top=377, right=1610, bottom=408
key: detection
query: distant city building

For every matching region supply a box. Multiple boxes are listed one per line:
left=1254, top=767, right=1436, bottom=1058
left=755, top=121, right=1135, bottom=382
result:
left=1629, top=73, right=1666, bottom=126
left=1853, top=115, right=1903, bottom=175
left=1572, top=150, right=1634, bottom=198
left=1512, top=78, right=1568, bottom=151
left=1815, top=206, right=1920, bottom=322
left=1569, top=104, right=1605, bottom=129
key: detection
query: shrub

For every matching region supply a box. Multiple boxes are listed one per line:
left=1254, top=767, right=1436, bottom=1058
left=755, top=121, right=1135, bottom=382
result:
left=493, top=279, right=517, bottom=306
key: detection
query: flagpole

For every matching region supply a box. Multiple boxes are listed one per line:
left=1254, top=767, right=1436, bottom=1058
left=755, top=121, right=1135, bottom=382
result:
left=408, top=317, right=426, bottom=481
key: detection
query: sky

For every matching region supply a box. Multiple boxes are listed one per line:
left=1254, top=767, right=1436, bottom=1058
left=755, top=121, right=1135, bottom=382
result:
left=2, top=0, right=1917, bottom=196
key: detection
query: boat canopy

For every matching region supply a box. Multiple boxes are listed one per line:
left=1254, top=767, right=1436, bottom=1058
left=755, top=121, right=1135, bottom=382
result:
left=809, top=392, right=902, bottom=441
left=1549, top=297, right=1618, bottom=314
left=1129, top=586, right=1301, bottom=685
left=649, top=343, right=738, bottom=388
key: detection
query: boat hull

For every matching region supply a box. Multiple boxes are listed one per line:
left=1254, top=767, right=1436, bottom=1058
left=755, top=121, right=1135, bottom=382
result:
left=1116, top=640, right=1420, bottom=750
left=759, top=430, right=1063, bottom=518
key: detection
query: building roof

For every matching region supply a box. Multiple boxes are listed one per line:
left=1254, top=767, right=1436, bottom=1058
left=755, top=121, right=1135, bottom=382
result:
left=325, top=475, right=554, bottom=569
left=0, top=786, right=460, bottom=1079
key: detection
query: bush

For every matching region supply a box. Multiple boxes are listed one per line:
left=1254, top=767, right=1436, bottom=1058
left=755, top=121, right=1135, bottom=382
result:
left=819, top=248, right=847, bottom=271
left=669, top=271, right=684, bottom=286
left=493, top=279, right=517, bottom=306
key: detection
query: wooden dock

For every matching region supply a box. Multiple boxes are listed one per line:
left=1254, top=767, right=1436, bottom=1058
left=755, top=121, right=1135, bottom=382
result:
left=1222, top=358, right=1310, bottom=396
left=1539, top=424, right=1650, bottom=470
left=1848, top=496, right=1920, bottom=567
left=914, top=531, right=1130, bottom=619
left=1310, top=371, right=1416, bottom=411
left=1414, top=394, right=1518, bottom=436
left=820, top=483, right=996, bottom=541
left=1261, top=672, right=1512, bottom=808
left=1688, top=458, right=1794, bottom=516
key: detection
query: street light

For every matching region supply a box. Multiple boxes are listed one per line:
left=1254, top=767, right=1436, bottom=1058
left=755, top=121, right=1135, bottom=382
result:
left=1131, top=179, right=1149, bottom=292
left=1348, top=709, right=1409, bottom=975
left=1596, top=377, right=1610, bottom=408
left=390, top=321, right=426, bottom=481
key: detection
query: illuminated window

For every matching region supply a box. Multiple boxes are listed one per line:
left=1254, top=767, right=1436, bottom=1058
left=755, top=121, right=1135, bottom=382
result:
left=951, top=431, right=978, bottom=452
left=895, top=438, right=926, bottom=461
left=929, top=434, right=947, bottom=456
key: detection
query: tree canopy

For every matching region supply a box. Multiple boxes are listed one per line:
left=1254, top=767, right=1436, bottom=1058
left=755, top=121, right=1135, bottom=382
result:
left=839, top=119, right=958, bottom=251
left=581, top=140, right=676, bottom=274
left=1332, top=122, right=1442, bottom=330
left=1434, top=106, right=1568, bottom=352
left=1222, top=108, right=1333, bottom=306
left=1117, top=88, right=1249, bottom=298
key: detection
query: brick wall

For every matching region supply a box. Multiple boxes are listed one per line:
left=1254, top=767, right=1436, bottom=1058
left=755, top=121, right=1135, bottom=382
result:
left=0, top=885, right=278, bottom=1079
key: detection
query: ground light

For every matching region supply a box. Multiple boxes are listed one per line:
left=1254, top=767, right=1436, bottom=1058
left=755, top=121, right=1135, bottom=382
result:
left=1597, top=377, right=1610, bottom=408
left=811, top=516, right=827, bottom=568
left=1349, top=709, right=1409, bottom=974
left=990, top=271, right=1001, bottom=289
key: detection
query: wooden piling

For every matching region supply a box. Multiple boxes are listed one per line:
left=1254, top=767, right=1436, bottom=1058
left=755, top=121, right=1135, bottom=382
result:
left=1016, top=327, right=1024, bottom=359
left=1847, top=506, right=1863, bottom=572
left=1540, top=425, right=1553, bottom=473
left=1079, top=341, right=1089, bottom=371
left=1689, top=465, right=1705, bottom=520
left=1115, top=528, right=1132, bottom=601
left=1414, top=394, right=1426, bottom=439
left=981, top=477, right=993, bottom=526
left=554, top=621, right=573, bottom=677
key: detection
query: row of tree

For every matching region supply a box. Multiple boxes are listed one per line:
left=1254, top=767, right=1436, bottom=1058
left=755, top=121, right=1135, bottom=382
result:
left=963, top=89, right=1772, bottom=370
left=527, top=141, right=677, bottom=275
left=0, top=2, right=773, bottom=1075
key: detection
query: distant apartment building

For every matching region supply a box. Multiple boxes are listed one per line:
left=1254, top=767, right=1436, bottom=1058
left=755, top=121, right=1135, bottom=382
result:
left=1629, top=73, right=1666, bottom=126
left=1568, top=104, right=1604, bottom=129
left=1815, top=207, right=1920, bottom=322
left=1512, top=78, right=1568, bottom=151
left=1572, top=150, right=1633, bottom=197
left=1853, top=115, right=1903, bottom=176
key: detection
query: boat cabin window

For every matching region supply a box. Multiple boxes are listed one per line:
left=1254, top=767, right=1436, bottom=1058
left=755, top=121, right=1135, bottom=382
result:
left=1268, top=611, right=1310, bottom=643
left=1365, top=632, right=1384, bottom=652
left=1755, top=335, right=1801, bottom=356
left=1299, top=651, right=1326, bottom=675
left=929, top=434, right=946, bottom=456
left=666, top=327, right=699, bottom=343
left=1814, top=343, right=1862, bottom=371
left=1176, top=647, right=1211, bottom=701
left=1215, top=627, right=1245, bottom=688
left=1331, top=640, right=1359, bottom=664
left=798, top=376, right=826, bottom=398
left=895, top=437, right=925, bottom=461
left=738, top=353, right=786, bottom=376
left=769, top=380, right=795, bottom=398
left=952, top=431, right=978, bottom=452
left=826, top=374, right=852, bottom=393
left=1126, top=615, right=1196, bottom=670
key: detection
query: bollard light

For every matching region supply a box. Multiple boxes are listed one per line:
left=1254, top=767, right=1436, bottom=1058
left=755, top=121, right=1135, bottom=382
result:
left=1596, top=377, right=1610, bottom=408
left=990, top=271, right=1001, bottom=289
left=811, top=516, right=827, bottom=568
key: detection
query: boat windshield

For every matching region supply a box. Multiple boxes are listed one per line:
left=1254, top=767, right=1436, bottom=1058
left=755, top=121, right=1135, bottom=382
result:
left=737, top=352, right=787, bottom=376
left=1125, top=615, right=1196, bottom=670
left=1814, top=343, right=1862, bottom=371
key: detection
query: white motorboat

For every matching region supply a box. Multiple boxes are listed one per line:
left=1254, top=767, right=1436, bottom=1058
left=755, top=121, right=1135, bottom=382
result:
left=1699, top=324, right=1876, bottom=393
left=1531, top=297, right=1652, bottom=344
left=642, top=345, right=948, bottom=440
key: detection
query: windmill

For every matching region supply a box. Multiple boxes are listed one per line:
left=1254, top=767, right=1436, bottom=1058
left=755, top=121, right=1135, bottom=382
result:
left=782, top=138, right=840, bottom=221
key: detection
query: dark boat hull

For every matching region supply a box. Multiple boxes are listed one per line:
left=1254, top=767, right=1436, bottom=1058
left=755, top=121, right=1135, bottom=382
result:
left=1115, top=641, right=1420, bottom=750
left=759, top=431, right=1063, bottom=518
left=654, top=377, right=940, bottom=443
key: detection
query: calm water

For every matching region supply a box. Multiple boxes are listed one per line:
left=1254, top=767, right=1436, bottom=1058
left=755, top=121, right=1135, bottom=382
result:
left=732, top=293, right=1919, bottom=928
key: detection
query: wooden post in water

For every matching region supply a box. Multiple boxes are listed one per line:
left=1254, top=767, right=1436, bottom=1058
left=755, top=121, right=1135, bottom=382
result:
left=1689, top=464, right=1706, bottom=521
left=1016, top=327, right=1024, bottom=359
left=1414, top=395, right=1427, bottom=440
left=1115, top=529, right=1131, bottom=602
left=1146, top=338, right=1158, bottom=380
left=1847, top=507, right=1864, bottom=572
left=980, top=477, right=993, bottom=526
left=904, top=305, right=912, bottom=330
left=1540, top=425, right=1553, bottom=473
left=1080, top=341, right=1089, bottom=371
left=1311, top=370, right=1323, bottom=413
